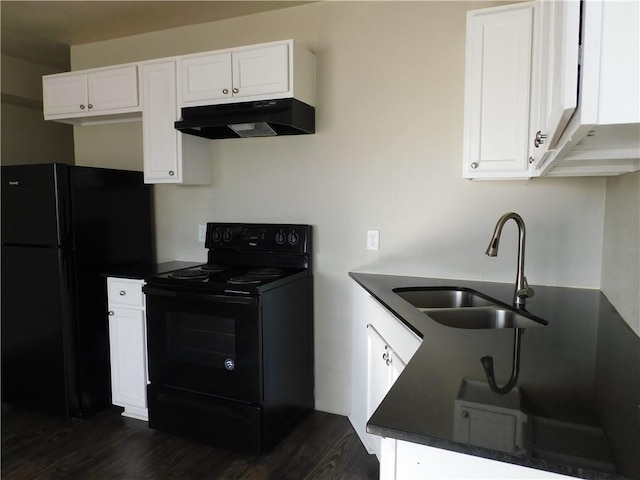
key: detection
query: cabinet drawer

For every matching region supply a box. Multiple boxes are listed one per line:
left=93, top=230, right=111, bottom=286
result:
left=107, top=278, right=144, bottom=307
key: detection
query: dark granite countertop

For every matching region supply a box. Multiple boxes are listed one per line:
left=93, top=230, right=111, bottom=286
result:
left=350, top=272, right=639, bottom=480
left=103, top=261, right=201, bottom=280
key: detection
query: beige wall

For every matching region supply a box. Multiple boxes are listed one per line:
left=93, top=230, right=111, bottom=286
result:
left=71, top=2, right=625, bottom=415
left=1, top=102, right=75, bottom=165
left=2, top=55, right=52, bottom=105
left=602, top=171, right=640, bottom=335
left=1, top=54, right=74, bottom=165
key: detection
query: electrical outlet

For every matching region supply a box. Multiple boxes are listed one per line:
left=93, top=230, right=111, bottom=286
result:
left=367, top=230, right=380, bottom=250
left=198, top=224, right=207, bottom=242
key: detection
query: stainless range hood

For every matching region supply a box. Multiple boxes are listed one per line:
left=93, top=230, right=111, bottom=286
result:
left=175, top=98, right=315, bottom=140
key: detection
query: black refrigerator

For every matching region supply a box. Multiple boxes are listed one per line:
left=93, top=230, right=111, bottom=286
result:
left=1, top=163, right=155, bottom=418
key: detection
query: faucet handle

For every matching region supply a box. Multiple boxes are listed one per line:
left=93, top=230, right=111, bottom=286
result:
left=517, top=277, right=535, bottom=299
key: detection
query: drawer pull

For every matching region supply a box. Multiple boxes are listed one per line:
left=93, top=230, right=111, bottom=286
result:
left=119, top=290, right=126, bottom=296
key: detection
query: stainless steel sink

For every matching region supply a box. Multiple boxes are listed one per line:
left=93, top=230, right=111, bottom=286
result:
left=425, top=307, right=545, bottom=329
left=393, top=287, right=497, bottom=309
left=393, top=287, right=547, bottom=330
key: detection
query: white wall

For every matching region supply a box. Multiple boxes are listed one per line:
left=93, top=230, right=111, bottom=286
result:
left=601, top=172, right=640, bottom=335
left=71, top=2, right=613, bottom=415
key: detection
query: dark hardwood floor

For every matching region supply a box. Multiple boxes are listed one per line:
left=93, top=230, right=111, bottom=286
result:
left=1, top=404, right=379, bottom=480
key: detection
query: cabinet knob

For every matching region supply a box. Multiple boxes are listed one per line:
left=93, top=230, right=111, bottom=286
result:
left=232, top=88, right=239, bottom=94
left=119, top=290, right=126, bottom=296
left=534, top=130, right=548, bottom=148
left=80, top=104, right=86, bottom=110
left=169, top=170, right=175, bottom=176
left=108, top=311, right=115, bottom=316
left=470, top=162, right=479, bottom=169
left=461, top=410, right=469, bottom=418
left=222, top=88, right=229, bottom=95
left=88, top=104, right=93, bottom=109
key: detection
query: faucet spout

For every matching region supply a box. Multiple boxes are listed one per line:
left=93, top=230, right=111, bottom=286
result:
left=486, top=212, right=534, bottom=307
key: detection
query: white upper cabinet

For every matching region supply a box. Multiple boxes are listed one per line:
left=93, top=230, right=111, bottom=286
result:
left=462, top=2, right=536, bottom=179
left=528, top=0, right=580, bottom=170
left=232, top=43, right=289, bottom=99
left=179, top=40, right=315, bottom=108
left=463, top=0, right=639, bottom=180
left=181, top=52, right=233, bottom=103
left=43, top=65, right=141, bottom=124
left=140, top=60, right=211, bottom=185
left=536, top=0, right=640, bottom=177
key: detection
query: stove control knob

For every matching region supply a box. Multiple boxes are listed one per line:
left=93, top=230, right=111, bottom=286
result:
left=287, top=232, right=299, bottom=245
left=223, top=229, right=233, bottom=242
left=275, top=231, right=286, bottom=245
left=212, top=228, right=222, bottom=242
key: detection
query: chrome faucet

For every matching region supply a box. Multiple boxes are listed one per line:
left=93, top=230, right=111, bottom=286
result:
left=486, top=212, right=534, bottom=307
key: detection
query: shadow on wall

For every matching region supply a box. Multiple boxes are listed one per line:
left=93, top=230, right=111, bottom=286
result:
left=1, top=101, right=75, bottom=165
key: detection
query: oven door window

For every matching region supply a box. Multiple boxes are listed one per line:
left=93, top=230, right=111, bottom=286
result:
left=146, top=288, right=261, bottom=403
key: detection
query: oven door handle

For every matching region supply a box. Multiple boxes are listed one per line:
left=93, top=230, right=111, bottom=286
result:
left=143, top=286, right=258, bottom=305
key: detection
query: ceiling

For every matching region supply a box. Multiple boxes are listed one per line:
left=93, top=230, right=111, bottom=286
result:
left=1, top=1, right=313, bottom=70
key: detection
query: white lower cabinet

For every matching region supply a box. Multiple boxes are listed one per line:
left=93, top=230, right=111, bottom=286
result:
left=380, top=439, right=576, bottom=480
left=107, top=277, right=149, bottom=420
left=349, top=283, right=421, bottom=460
left=366, top=324, right=407, bottom=459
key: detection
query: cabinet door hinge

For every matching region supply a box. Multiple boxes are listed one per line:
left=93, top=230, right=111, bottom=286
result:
left=578, top=44, right=584, bottom=66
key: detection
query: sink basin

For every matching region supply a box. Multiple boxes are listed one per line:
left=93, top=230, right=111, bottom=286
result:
left=426, top=307, right=545, bottom=329
left=393, top=287, right=547, bottom=329
left=393, top=287, right=497, bottom=309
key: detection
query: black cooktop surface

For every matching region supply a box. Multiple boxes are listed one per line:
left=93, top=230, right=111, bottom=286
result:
left=146, top=264, right=309, bottom=294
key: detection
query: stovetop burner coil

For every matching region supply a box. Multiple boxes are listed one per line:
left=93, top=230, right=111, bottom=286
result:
left=169, top=269, right=210, bottom=280
left=227, top=276, right=262, bottom=285
left=200, top=264, right=224, bottom=273
left=247, top=268, right=284, bottom=278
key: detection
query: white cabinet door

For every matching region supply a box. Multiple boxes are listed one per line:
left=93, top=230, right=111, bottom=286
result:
left=43, top=73, right=89, bottom=116
left=141, top=61, right=181, bottom=183
left=181, top=52, right=233, bottom=103
left=367, top=325, right=391, bottom=420
left=530, top=0, right=580, bottom=172
left=108, top=307, right=148, bottom=419
left=384, top=439, right=578, bottom=480
left=232, top=43, right=289, bottom=99
left=463, top=2, right=536, bottom=179
left=107, top=277, right=149, bottom=421
left=43, top=65, right=138, bottom=119
left=366, top=324, right=408, bottom=460
left=180, top=43, right=290, bottom=106
left=87, top=65, right=139, bottom=112
left=541, top=0, right=640, bottom=177
left=141, top=60, right=211, bottom=185
left=349, top=284, right=421, bottom=458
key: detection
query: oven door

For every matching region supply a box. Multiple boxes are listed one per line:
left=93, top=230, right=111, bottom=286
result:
left=144, top=285, right=261, bottom=404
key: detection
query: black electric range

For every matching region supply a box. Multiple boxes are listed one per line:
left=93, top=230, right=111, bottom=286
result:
left=143, top=223, right=314, bottom=454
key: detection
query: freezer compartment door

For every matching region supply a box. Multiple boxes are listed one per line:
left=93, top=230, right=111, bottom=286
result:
left=1, top=164, right=71, bottom=246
